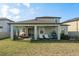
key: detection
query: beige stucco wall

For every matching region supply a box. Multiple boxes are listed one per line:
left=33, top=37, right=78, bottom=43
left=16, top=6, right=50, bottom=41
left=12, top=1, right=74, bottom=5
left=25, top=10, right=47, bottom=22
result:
left=78, top=20, right=79, bottom=31
left=64, top=21, right=77, bottom=32
left=63, top=21, right=79, bottom=37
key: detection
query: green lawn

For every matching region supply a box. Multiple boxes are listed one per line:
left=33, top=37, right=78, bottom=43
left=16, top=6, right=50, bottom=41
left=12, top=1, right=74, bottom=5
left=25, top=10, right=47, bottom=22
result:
left=0, top=38, right=79, bottom=56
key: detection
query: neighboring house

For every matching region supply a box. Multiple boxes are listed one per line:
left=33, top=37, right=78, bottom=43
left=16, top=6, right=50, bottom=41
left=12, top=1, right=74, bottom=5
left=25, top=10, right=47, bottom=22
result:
left=0, top=18, right=14, bottom=39
left=63, top=17, right=79, bottom=37
left=10, top=16, right=68, bottom=40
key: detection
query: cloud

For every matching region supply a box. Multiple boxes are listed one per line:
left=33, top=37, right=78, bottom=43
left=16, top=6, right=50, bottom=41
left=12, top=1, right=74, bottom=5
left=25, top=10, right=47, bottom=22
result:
left=29, top=7, right=40, bottom=15
left=7, top=15, right=20, bottom=21
left=17, top=3, right=39, bottom=15
left=0, top=4, right=9, bottom=17
left=0, top=4, right=21, bottom=21
left=9, top=8, right=20, bottom=15
left=9, top=8, right=20, bottom=21
left=0, top=3, right=39, bottom=21
left=22, top=3, right=30, bottom=8
left=14, top=15, right=20, bottom=20
left=16, top=3, right=21, bottom=6
left=29, top=8, right=36, bottom=14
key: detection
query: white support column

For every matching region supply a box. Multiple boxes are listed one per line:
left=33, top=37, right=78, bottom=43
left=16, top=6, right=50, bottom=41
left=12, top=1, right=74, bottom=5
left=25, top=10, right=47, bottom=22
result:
left=58, top=25, right=61, bottom=40
left=34, top=26, right=37, bottom=40
left=11, top=25, right=14, bottom=40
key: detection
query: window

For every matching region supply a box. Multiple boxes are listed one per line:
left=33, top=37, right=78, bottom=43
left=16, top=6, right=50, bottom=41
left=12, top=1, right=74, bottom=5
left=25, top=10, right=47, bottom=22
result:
left=0, top=26, right=3, bottom=28
left=0, top=26, right=3, bottom=32
left=53, top=18, right=58, bottom=23
left=55, top=19, right=58, bottom=23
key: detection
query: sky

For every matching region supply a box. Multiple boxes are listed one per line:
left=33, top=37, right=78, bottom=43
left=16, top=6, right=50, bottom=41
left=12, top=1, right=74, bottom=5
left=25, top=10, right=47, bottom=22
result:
left=0, top=3, right=79, bottom=22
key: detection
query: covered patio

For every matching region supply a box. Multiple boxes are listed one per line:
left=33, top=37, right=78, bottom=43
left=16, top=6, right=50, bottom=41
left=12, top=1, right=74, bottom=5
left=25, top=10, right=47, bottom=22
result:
left=10, top=23, right=61, bottom=40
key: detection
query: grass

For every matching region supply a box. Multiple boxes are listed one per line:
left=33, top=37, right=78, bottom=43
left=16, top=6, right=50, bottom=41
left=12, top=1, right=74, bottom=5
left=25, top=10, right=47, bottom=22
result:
left=0, top=38, right=79, bottom=56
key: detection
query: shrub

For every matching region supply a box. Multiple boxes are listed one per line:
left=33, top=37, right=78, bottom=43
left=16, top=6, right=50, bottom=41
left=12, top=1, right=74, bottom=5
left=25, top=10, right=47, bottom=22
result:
left=61, top=33, right=70, bottom=40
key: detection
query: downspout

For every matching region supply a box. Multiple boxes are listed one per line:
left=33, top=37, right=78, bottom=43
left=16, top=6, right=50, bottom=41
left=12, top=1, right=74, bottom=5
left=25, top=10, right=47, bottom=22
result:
left=76, top=20, right=78, bottom=39
left=76, top=20, right=78, bottom=32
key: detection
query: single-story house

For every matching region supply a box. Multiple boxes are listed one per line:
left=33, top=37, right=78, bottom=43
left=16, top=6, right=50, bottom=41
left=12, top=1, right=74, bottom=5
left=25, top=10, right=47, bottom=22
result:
left=0, top=18, right=14, bottom=39
left=63, top=17, right=79, bottom=37
left=10, top=16, right=68, bottom=40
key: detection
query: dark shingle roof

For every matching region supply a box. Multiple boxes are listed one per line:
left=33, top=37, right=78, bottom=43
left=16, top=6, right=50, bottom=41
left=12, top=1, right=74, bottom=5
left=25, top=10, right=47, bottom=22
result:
left=9, top=16, right=69, bottom=26
left=10, top=20, right=59, bottom=24
left=10, top=16, right=61, bottom=24
left=62, top=17, right=79, bottom=23
left=16, top=19, right=56, bottom=23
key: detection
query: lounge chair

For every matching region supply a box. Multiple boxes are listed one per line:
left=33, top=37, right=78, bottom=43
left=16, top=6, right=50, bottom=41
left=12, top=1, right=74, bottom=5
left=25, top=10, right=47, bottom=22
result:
left=44, top=34, right=49, bottom=39
left=39, top=34, right=44, bottom=39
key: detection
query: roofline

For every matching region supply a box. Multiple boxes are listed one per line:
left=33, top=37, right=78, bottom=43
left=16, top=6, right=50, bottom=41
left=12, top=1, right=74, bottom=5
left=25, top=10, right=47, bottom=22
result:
left=62, top=20, right=78, bottom=23
left=9, top=22, right=62, bottom=24
left=36, top=16, right=61, bottom=19
left=0, top=18, right=14, bottom=22
left=60, top=24, right=69, bottom=26
left=9, top=22, right=68, bottom=26
left=62, top=17, right=79, bottom=23
left=9, top=23, right=69, bottom=26
left=7, top=19, right=14, bottom=22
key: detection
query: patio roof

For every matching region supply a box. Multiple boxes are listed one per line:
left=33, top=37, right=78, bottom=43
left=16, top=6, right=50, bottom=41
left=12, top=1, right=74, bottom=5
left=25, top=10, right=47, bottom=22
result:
left=9, top=21, right=69, bottom=26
